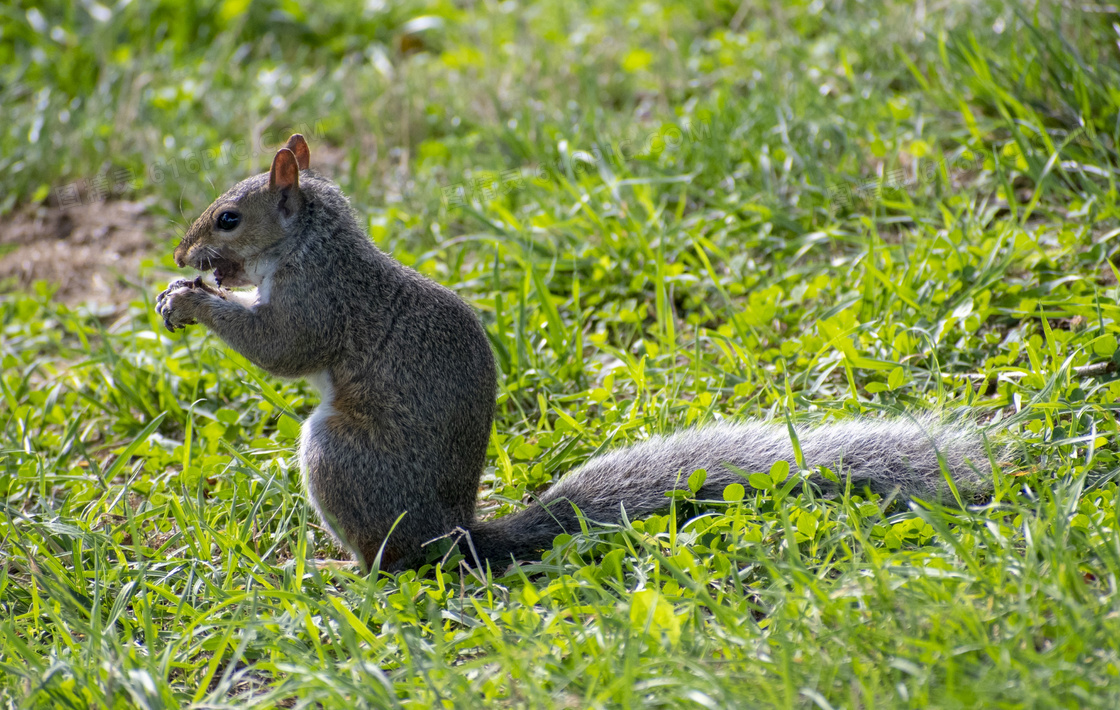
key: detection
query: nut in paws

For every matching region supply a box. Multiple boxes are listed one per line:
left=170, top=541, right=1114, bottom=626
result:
left=156, top=276, right=221, bottom=304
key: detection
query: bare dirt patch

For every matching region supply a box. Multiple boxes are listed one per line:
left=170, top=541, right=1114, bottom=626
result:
left=0, top=150, right=351, bottom=308
left=0, top=200, right=164, bottom=306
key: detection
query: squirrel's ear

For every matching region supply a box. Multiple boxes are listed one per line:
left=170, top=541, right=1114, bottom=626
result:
left=282, top=133, right=310, bottom=171
left=269, top=148, right=302, bottom=218
left=269, top=148, right=300, bottom=193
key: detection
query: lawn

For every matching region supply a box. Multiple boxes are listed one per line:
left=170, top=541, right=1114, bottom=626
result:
left=3, top=0, right=1120, bottom=707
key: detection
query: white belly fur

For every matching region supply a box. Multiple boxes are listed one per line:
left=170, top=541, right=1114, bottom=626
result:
left=299, top=370, right=336, bottom=483
left=245, top=256, right=279, bottom=305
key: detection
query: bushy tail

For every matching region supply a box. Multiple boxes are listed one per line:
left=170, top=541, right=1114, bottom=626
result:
left=468, top=417, right=993, bottom=567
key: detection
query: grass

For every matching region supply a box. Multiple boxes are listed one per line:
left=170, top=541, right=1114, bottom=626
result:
left=3, top=0, right=1120, bottom=706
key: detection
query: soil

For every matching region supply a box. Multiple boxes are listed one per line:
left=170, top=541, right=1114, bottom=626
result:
left=0, top=200, right=166, bottom=306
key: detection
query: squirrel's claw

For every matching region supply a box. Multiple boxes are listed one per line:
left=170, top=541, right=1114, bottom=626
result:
left=156, top=278, right=209, bottom=332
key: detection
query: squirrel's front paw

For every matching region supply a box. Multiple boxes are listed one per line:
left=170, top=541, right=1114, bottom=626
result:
left=156, top=281, right=214, bottom=332
left=156, top=287, right=196, bottom=332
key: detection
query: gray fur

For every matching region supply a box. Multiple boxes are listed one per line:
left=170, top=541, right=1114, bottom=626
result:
left=470, top=417, right=991, bottom=565
left=157, top=137, right=494, bottom=571
left=157, top=135, right=993, bottom=573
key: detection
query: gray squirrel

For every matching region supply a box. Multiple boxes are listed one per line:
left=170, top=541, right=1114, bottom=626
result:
left=156, top=134, right=992, bottom=572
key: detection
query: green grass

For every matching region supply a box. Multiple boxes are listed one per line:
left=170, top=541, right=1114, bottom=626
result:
left=4, top=0, right=1120, bottom=706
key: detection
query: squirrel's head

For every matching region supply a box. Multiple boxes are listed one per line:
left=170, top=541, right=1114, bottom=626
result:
left=174, top=133, right=311, bottom=288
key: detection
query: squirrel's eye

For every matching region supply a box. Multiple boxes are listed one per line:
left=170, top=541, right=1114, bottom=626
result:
left=215, top=211, right=241, bottom=231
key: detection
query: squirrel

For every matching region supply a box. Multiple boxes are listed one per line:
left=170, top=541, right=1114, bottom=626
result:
left=157, top=134, right=993, bottom=573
